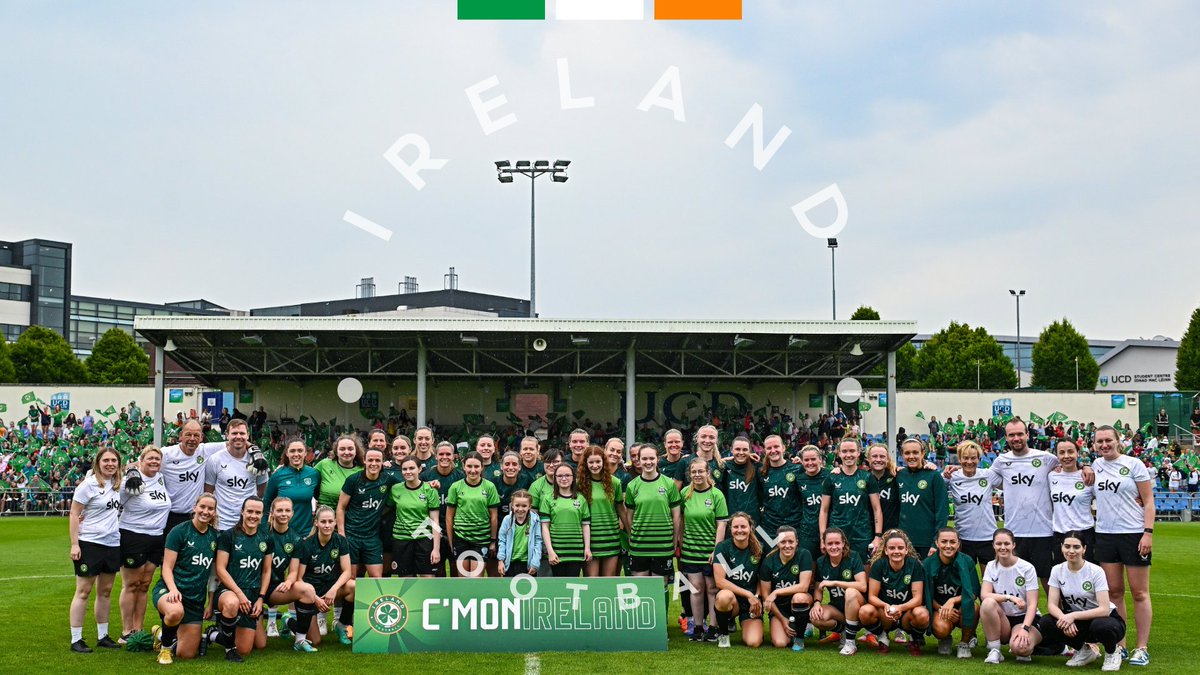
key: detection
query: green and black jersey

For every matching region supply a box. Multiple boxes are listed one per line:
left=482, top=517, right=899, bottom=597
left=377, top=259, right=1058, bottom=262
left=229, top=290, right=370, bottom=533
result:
left=340, top=471, right=399, bottom=542
left=679, top=486, right=729, bottom=566
left=541, top=493, right=591, bottom=563
left=585, top=476, right=623, bottom=559
left=479, top=461, right=505, bottom=487
left=159, top=521, right=218, bottom=599
left=719, top=460, right=761, bottom=520
left=421, top=466, right=466, bottom=521
left=815, top=551, right=864, bottom=607
left=869, top=556, right=924, bottom=605
left=268, top=526, right=303, bottom=585
left=823, top=469, right=874, bottom=545
left=674, top=454, right=722, bottom=486
left=760, top=548, right=814, bottom=591
left=298, top=532, right=350, bottom=590
left=495, top=475, right=532, bottom=518
left=527, top=475, right=554, bottom=513
left=446, top=478, right=500, bottom=545
left=624, top=473, right=682, bottom=558
left=869, top=472, right=900, bottom=531
left=758, top=464, right=803, bottom=539
left=713, top=538, right=760, bottom=593
left=518, top=462, right=544, bottom=486
left=217, top=527, right=271, bottom=596
left=389, top=481, right=441, bottom=541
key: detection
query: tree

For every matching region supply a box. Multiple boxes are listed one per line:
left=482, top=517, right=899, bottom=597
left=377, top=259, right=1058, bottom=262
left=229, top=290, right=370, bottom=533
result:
left=86, top=328, right=150, bottom=385
left=9, top=326, right=88, bottom=384
left=912, top=322, right=1017, bottom=389
left=1030, top=319, right=1100, bottom=390
left=0, top=339, right=15, bottom=383
left=1177, top=305, right=1200, bottom=390
left=850, top=306, right=881, bottom=320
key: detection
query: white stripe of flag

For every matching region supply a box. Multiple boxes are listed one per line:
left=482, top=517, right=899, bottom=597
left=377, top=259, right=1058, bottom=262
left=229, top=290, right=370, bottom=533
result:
left=555, top=0, right=644, bottom=20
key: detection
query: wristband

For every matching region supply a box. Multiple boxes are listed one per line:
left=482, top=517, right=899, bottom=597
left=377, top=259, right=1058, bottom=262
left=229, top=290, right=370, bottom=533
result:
left=1020, top=624, right=1031, bottom=631
left=874, top=532, right=882, bottom=537
left=1143, top=528, right=1154, bottom=534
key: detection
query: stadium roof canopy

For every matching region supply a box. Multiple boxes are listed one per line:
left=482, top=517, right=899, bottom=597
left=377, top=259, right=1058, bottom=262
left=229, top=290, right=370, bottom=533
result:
left=136, top=316, right=916, bottom=447
left=135, top=316, right=917, bottom=383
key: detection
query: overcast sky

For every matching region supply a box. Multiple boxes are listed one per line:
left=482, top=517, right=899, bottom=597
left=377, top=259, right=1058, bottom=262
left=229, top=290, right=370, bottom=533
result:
left=2, top=1, right=1197, bottom=341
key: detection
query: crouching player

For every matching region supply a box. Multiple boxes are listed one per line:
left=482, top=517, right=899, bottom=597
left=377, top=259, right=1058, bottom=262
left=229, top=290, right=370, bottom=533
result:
left=809, top=528, right=867, bottom=656
left=860, top=529, right=930, bottom=655
left=150, top=494, right=219, bottom=665
left=924, top=527, right=980, bottom=658
left=211, top=497, right=272, bottom=662
left=759, top=526, right=814, bottom=651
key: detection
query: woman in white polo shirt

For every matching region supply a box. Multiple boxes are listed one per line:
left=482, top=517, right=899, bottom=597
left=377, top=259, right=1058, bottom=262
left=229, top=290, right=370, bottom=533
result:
left=68, top=447, right=124, bottom=653
left=1090, top=425, right=1154, bottom=667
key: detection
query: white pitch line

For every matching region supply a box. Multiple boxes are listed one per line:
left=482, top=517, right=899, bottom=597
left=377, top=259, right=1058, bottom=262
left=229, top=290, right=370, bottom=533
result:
left=343, top=210, right=394, bottom=242
left=1, top=573, right=73, bottom=581
left=525, top=653, right=541, bottom=675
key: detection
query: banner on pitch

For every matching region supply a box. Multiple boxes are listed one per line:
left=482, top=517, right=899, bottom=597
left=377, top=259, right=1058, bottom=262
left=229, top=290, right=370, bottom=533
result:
left=353, top=577, right=666, bottom=653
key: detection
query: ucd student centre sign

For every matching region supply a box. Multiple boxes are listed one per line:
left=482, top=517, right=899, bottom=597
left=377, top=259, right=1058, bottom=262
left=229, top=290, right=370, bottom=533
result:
left=354, top=577, right=667, bottom=653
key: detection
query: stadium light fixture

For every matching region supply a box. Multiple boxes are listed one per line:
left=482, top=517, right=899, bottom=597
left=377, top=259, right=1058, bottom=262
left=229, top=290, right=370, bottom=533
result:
left=849, top=343, right=864, bottom=357
left=163, top=338, right=178, bottom=352
left=241, top=334, right=264, bottom=346
left=570, top=335, right=590, bottom=345
left=733, top=335, right=754, bottom=348
left=460, top=334, right=479, bottom=345
left=295, top=334, right=318, bottom=347
left=494, top=158, right=571, bottom=318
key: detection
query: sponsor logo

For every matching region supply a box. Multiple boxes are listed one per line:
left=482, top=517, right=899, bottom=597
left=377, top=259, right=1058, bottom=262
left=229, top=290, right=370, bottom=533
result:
left=368, top=595, right=410, bottom=635
left=1010, top=474, right=1035, bottom=487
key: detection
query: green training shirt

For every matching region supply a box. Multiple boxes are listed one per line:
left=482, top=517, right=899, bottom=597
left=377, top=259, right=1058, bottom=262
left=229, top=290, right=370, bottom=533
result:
left=713, top=538, right=760, bottom=593
left=760, top=548, right=815, bottom=591
left=389, top=481, right=441, bottom=541
left=447, top=478, right=500, bottom=545
left=680, top=486, right=729, bottom=565
left=719, top=461, right=761, bottom=521
left=758, top=464, right=803, bottom=539
left=624, top=473, right=682, bottom=558
left=585, top=476, right=623, bottom=559
left=315, top=459, right=362, bottom=509
left=161, top=521, right=218, bottom=599
left=895, top=468, right=948, bottom=550
left=298, top=532, right=350, bottom=587
left=796, top=469, right=828, bottom=541
left=268, top=526, right=303, bottom=585
left=869, top=472, right=900, bottom=531
left=815, top=551, right=864, bottom=606
left=541, top=493, right=591, bottom=562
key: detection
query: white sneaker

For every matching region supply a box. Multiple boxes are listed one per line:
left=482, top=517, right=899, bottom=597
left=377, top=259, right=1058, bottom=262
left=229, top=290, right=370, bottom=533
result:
left=969, top=637, right=979, bottom=648
left=1067, top=644, right=1099, bottom=667
left=316, top=613, right=327, bottom=636
left=717, top=634, right=730, bottom=649
left=266, top=620, right=279, bottom=638
left=1102, top=652, right=1123, bottom=672
left=938, top=638, right=953, bottom=655
left=985, top=648, right=1005, bottom=664
left=958, top=642, right=973, bottom=659
left=840, top=639, right=858, bottom=656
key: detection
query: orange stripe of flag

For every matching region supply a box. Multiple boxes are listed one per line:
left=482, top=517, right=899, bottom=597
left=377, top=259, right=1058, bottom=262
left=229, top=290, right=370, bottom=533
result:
left=655, top=0, right=741, bottom=20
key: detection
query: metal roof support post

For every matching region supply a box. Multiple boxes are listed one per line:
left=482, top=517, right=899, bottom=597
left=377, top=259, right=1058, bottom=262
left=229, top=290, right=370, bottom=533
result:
left=417, top=340, right=427, bottom=428
left=625, top=342, right=636, bottom=460
left=153, top=346, right=165, bottom=446
left=886, top=349, right=897, bottom=458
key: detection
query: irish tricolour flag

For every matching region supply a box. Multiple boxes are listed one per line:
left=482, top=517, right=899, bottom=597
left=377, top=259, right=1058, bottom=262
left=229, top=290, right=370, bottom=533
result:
left=459, top=0, right=741, bottom=20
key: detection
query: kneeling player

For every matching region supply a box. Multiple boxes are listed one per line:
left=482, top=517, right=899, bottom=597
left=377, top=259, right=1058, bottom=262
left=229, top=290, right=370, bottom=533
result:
left=286, top=506, right=356, bottom=648
left=713, top=512, right=764, bottom=648
left=809, top=527, right=867, bottom=656
left=860, top=529, right=930, bottom=655
left=151, top=494, right=219, bottom=664
left=924, top=527, right=980, bottom=659
left=211, top=497, right=272, bottom=662
left=759, top=526, right=814, bottom=651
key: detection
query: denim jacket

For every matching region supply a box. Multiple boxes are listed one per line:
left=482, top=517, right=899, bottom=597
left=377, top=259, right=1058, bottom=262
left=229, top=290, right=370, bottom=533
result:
left=497, top=511, right=542, bottom=570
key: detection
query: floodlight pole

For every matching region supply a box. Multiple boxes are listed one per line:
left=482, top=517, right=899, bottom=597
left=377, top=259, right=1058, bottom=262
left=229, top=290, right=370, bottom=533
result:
left=828, top=238, right=839, bottom=320
left=1009, top=289, right=1025, bottom=387
left=496, top=160, right=571, bottom=318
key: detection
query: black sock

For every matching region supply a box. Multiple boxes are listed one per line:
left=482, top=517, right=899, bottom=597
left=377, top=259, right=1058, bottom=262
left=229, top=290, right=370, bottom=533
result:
left=833, top=620, right=846, bottom=635
left=716, top=609, right=733, bottom=635
left=791, top=604, right=810, bottom=639
left=339, top=602, right=354, bottom=627
left=160, top=623, right=178, bottom=649
left=845, top=620, right=860, bottom=638
left=868, top=622, right=884, bottom=636
left=217, top=613, right=238, bottom=648
left=290, top=602, right=316, bottom=637
left=679, top=589, right=692, bottom=620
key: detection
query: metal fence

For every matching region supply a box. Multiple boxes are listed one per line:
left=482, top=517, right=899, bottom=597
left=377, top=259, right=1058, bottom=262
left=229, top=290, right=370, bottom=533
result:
left=0, top=489, right=73, bottom=516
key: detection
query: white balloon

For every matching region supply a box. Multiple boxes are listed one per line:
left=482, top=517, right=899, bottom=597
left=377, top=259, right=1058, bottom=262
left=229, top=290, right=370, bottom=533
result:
left=836, top=377, right=863, bottom=403
left=337, top=377, right=364, bottom=404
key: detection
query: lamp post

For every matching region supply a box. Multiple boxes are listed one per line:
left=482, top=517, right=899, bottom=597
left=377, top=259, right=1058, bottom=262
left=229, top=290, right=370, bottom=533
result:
left=828, top=238, right=838, bottom=320
left=496, top=159, right=570, bottom=318
left=976, top=359, right=982, bottom=391
left=1075, top=356, right=1080, bottom=390
left=1009, top=289, right=1025, bottom=388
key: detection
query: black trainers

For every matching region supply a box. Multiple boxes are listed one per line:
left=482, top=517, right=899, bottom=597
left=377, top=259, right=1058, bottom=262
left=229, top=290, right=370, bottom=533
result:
left=70, top=639, right=93, bottom=653
left=689, top=628, right=704, bottom=642
left=704, top=627, right=720, bottom=643
left=225, top=648, right=244, bottom=663
left=96, top=635, right=121, bottom=649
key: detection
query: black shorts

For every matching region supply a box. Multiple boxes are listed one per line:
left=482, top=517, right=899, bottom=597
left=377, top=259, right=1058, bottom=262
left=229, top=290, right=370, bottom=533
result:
left=164, top=511, right=192, bottom=535
left=392, top=538, right=436, bottom=576
left=734, top=596, right=757, bottom=623
left=451, top=541, right=490, bottom=563
left=630, top=555, right=673, bottom=577
left=1094, top=532, right=1151, bottom=567
left=504, top=560, right=530, bottom=577
left=961, top=539, right=995, bottom=568
left=550, top=560, right=584, bottom=578
left=214, top=588, right=260, bottom=629
left=120, top=529, right=165, bottom=568
left=1014, top=535, right=1054, bottom=580
left=1006, top=614, right=1037, bottom=630
left=1051, top=529, right=1096, bottom=565
left=74, top=541, right=121, bottom=577
left=679, top=562, right=713, bottom=576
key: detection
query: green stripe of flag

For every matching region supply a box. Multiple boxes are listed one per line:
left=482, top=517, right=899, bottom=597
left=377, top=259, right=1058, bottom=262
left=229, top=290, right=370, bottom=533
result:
left=459, top=0, right=545, bottom=20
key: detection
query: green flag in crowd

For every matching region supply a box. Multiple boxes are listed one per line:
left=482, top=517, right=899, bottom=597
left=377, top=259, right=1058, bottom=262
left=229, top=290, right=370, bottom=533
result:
left=1048, top=411, right=1068, bottom=424
left=1029, top=412, right=1046, bottom=425
left=915, top=411, right=925, bottom=420
left=21, top=391, right=36, bottom=405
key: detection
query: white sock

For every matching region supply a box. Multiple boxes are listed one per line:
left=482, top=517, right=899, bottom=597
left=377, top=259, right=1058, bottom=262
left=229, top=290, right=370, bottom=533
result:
left=987, top=640, right=1001, bottom=650
left=71, top=626, right=83, bottom=643
left=97, top=622, right=109, bottom=639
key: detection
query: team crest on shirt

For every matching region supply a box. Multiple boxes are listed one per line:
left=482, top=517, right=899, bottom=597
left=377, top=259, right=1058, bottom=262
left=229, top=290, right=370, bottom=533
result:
left=785, top=473, right=795, bottom=483
left=1119, top=467, right=1130, bottom=476
left=1083, top=581, right=1093, bottom=592
left=918, top=480, right=928, bottom=489
left=751, top=555, right=760, bottom=565
left=856, top=480, right=866, bottom=489
left=572, top=500, right=581, bottom=509
left=127, top=557, right=135, bottom=566
left=658, top=487, right=667, bottom=495
left=418, top=494, right=427, bottom=501
left=1016, top=576, right=1026, bottom=586
left=978, top=479, right=988, bottom=487
left=841, top=569, right=851, bottom=580
left=704, top=498, right=713, bottom=507
left=903, top=574, right=912, bottom=584
left=790, top=565, right=800, bottom=575
left=1032, top=459, right=1043, bottom=468
left=196, top=457, right=205, bottom=465
left=259, top=541, right=268, bottom=553
left=331, top=549, right=339, bottom=558
left=283, top=543, right=294, bottom=554
left=303, top=477, right=313, bottom=485
left=712, top=469, right=721, bottom=480
left=1075, top=481, right=1085, bottom=490
left=380, top=485, right=387, bottom=494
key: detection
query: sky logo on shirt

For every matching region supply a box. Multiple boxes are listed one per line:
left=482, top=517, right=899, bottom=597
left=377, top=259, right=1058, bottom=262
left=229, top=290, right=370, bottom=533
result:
left=458, top=0, right=741, bottom=21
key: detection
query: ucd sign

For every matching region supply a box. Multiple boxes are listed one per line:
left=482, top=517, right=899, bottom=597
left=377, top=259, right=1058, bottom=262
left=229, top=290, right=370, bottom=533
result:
left=354, top=577, right=666, bottom=653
